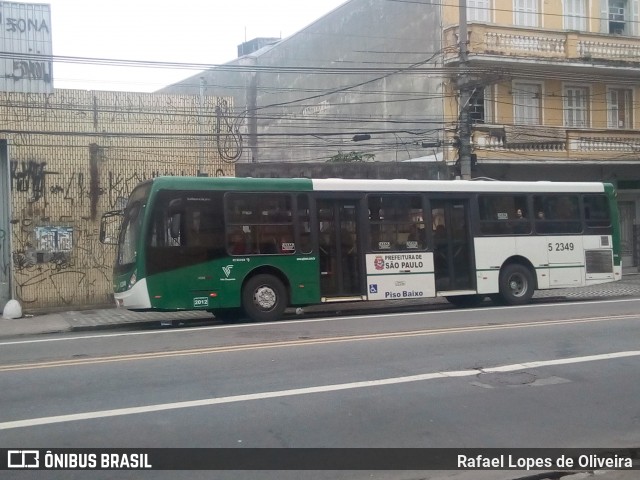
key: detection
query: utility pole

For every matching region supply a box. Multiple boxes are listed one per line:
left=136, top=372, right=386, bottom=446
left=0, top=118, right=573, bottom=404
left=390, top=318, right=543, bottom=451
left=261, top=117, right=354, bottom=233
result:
left=458, top=0, right=473, bottom=179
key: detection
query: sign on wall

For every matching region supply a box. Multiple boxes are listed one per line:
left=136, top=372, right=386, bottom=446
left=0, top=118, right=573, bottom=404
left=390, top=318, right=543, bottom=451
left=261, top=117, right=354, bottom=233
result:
left=0, top=2, right=53, bottom=93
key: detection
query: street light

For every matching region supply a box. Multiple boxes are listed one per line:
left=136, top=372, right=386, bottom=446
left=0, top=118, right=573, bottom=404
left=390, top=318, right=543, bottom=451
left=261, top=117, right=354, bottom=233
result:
left=352, top=134, right=371, bottom=142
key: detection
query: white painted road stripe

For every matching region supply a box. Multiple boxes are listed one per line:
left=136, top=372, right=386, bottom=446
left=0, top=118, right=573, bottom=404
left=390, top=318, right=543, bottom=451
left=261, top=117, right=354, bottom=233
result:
left=1, top=350, right=638, bottom=431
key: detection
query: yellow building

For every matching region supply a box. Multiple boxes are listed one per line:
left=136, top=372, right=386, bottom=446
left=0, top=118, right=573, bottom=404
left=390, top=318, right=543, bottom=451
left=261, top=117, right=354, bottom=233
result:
left=0, top=90, right=236, bottom=311
left=443, top=0, right=640, bottom=268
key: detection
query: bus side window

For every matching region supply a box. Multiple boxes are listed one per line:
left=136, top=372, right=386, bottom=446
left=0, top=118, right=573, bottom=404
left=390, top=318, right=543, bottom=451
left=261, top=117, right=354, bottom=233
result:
left=169, top=213, right=182, bottom=244
left=227, top=228, right=247, bottom=255
left=296, top=194, right=312, bottom=254
left=259, top=232, right=279, bottom=254
left=534, top=195, right=581, bottom=234
left=368, top=194, right=424, bottom=251
left=584, top=195, right=611, bottom=229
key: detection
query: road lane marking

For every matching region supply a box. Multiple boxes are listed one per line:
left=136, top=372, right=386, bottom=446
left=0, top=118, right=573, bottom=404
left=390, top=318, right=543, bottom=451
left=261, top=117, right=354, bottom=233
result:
left=1, top=297, right=639, bottom=347
left=1, top=350, right=639, bottom=431
left=1, top=313, right=639, bottom=372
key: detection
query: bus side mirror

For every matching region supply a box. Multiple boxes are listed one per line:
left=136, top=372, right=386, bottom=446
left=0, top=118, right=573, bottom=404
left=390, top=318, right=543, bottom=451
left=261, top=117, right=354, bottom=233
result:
left=169, top=213, right=182, bottom=240
left=99, top=210, right=123, bottom=244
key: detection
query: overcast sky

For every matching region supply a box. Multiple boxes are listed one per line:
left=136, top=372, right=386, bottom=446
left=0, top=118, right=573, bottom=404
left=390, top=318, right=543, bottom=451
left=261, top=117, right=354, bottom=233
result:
left=40, top=0, right=346, bottom=92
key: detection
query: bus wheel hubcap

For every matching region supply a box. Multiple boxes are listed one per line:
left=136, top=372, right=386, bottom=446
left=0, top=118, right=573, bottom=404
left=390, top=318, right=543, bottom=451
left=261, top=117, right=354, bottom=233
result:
left=254, top=286, right=276, bottom=310
left=509, top=275, right=526, bottom=296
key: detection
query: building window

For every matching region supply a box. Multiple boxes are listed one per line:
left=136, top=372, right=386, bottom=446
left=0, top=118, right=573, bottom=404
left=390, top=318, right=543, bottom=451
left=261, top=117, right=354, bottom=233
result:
left=468, top=0, right=490, bottom=22
left=609, top=0, right=627, bottom=34
left=513, top=83, right=541, bottom=125
left=564, top=86, right=589, bottom=127
left=470, top=87, right=493, bottom=124
left=608, top=88, right=632, bottom=128
left=514, top=0, right=539, bottom=27
left=564, top=0, right=587, bottom=30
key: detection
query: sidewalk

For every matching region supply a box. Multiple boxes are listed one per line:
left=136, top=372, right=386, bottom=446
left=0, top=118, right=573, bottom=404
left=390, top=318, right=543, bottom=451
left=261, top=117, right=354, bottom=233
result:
left=1, top=273, right=639, bottom=339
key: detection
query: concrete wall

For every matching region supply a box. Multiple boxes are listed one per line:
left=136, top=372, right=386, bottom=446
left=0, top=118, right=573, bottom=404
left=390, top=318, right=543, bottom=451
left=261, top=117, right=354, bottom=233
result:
left=3, top=90, right=235, bottom=311
left=161, top=0, right=444, bottom=164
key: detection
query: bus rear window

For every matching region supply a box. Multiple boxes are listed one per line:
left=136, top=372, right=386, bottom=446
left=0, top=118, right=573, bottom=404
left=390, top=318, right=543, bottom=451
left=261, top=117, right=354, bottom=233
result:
left=584, top=195, right=611, bottom=228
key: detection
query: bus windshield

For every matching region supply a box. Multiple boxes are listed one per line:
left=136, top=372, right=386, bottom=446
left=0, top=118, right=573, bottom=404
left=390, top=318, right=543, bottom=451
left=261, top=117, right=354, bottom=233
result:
left=116, top=183, right=151, bottom=272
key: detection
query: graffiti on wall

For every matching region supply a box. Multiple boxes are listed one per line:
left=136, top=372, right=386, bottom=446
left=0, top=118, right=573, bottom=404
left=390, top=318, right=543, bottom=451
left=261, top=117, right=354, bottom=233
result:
left=9, top=159, right=207, bottom=306
left=11, top=216, right=113, bottom=306
left=10, top=160, right=199, bottom=210
left=4, top=89, right=236, bottom=309
left=9, top=160, right=56, bottom=202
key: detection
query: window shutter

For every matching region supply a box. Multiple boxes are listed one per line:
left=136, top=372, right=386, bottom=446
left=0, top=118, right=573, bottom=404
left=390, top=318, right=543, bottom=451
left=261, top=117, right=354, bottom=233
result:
left=600, top=0, right=609, bottom=33
left=607, top=90, right=618, bottom=128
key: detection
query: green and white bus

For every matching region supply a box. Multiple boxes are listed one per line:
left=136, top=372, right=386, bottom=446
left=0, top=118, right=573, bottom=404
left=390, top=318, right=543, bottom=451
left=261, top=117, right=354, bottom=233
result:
left=101, top=177, right=622, bottom=321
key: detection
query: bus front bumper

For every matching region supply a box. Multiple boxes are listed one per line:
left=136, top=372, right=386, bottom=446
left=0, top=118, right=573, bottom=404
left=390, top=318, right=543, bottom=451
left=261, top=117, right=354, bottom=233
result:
left=114, top=278, right=152, bottom=310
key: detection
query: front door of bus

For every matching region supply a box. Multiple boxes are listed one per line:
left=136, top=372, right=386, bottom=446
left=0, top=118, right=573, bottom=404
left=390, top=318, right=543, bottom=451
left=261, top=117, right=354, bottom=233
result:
left=316, top=199, right=362, bottom=299
left=431, top=199, right=474, bottom=292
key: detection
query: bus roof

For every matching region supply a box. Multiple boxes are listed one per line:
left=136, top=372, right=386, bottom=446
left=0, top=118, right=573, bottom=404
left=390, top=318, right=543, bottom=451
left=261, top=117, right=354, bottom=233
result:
left=149, top=176, right=610, bottom=194
left=311, top=178, right=608, bottom=193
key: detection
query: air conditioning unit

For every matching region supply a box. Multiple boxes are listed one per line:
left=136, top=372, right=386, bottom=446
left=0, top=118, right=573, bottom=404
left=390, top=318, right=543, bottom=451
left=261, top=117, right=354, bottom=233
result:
left=609, top=7, right=625, bottom=21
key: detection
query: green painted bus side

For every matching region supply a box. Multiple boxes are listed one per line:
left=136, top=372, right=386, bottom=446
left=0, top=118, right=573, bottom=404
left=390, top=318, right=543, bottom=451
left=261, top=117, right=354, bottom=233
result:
left=117, top=177, right=317, bottom=311
left=143, top=255, right=320, bottom=311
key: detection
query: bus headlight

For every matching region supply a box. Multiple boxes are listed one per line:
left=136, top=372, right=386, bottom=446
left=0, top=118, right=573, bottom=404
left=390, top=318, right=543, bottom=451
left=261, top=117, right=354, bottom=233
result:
left=129, top=271, right=137, bottom=288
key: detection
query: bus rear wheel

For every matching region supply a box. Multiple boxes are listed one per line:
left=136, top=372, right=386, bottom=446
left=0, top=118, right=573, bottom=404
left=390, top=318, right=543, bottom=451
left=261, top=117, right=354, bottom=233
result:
left=498, top=264, right=534, bottom=305
left=445, top=294, right=485, bottom=308
left=242, top=274, right=288, bottom=322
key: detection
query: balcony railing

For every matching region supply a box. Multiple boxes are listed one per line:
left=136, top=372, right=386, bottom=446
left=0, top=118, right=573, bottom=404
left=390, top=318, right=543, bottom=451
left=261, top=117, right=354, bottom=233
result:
left=444, top=24, right=640, bottom=65
left=469, top=125, right=640, bottom=161
left=577, top=40, right=640, bottom=61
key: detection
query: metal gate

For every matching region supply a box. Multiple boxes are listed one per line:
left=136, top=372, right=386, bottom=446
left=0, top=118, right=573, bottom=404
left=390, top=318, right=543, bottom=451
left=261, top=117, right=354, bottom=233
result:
left=0, top=140, right=11, bottom=310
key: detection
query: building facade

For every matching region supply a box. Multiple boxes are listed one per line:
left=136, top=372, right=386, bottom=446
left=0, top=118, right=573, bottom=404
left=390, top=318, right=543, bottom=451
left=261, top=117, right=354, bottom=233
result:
left=164, top=0, right=639, bottom=269
left=0, top=90, right=236, bottom=312
left=442, top=0, right=640, bottom=267
left=160, top=0, right=445, bottom=165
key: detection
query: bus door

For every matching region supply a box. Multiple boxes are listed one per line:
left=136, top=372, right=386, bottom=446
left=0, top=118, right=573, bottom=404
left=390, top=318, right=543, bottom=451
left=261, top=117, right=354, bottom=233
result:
left=316, top=199, right=363, bottom=299
left=431, top=199, right=475, bottom=292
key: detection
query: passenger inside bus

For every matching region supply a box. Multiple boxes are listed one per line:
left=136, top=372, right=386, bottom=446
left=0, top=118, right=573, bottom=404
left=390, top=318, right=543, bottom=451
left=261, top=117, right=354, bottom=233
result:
left=228, top=229, right=247, bottom=255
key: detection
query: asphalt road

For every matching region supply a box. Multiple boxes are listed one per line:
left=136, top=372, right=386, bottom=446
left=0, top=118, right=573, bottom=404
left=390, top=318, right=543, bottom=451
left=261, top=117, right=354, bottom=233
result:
left=1, top=298, right=640, bottom=480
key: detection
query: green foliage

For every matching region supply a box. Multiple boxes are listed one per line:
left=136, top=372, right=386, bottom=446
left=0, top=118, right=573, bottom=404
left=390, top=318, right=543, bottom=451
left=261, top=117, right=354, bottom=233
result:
left=327, top=151, right=375, bottom=163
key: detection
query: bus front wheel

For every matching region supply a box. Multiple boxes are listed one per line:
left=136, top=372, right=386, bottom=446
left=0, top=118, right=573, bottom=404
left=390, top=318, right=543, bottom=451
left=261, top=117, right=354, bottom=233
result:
left=498, top=264, right=534, bottom=305
left=242, top=274, right=288, bottom=322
